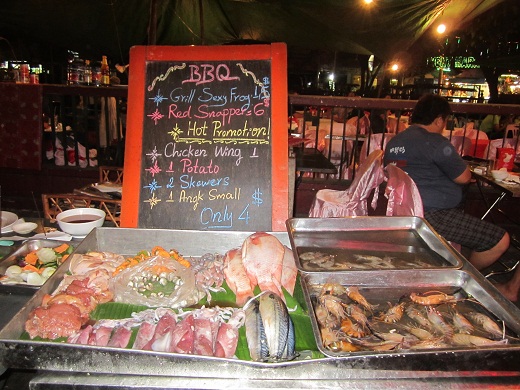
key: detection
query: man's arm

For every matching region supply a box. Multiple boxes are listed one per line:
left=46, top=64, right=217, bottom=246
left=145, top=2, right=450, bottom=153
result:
left=453, top=166, right=471, bottom=184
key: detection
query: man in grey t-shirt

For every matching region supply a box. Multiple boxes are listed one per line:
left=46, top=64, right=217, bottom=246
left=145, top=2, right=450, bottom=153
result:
left=384, top=94, right=518, bottom=302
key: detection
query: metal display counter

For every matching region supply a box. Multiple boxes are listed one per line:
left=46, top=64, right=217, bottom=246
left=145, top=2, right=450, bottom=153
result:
left=0, top=223, right=519, bottom=389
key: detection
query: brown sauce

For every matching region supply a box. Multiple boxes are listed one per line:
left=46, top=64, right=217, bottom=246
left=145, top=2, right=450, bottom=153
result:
left=61, top=215, right=101, bottom=223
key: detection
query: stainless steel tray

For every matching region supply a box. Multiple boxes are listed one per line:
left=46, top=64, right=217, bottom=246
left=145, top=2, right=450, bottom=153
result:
left=301, top=268, right=520, bottom=358
left=0, top=239, right=71, bottom=291
left=1, top=227, right=520, bottom=378
left=286, top=217, right=464, bottom=272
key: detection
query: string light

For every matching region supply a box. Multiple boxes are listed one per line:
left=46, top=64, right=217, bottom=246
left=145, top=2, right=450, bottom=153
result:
left=437, top=23, right=447, bottom=34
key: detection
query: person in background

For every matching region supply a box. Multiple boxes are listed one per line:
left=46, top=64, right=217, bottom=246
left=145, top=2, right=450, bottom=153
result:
left=384, top=93, right=519, bottom=302
left=332, top=91, right=358, bottom=122
left=370, top=109, right=386, bottom=134
left=479, top=98, right=505, bottom=139
left=480, top=114, right=507, bottom=139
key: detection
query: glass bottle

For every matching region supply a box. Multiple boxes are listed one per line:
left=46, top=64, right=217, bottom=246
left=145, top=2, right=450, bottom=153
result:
left=100, top=55, right=110, bottom=86
left=84, top=60, right=92, bottom=85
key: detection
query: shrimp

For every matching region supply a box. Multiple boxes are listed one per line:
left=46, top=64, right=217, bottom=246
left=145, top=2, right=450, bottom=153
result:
left=345, top=304, right=370, bottom=329
left=318, top=294, right=347, bottom=320
left=348, top=337, right=401, bottom=351
left=409, top=338, right=450, bottom=350
left=300, top=252, right=335, bottom=269
left=467, top=312, right=504, bottom=339
left=400, top=324, right=435, bottom=341
left=376, top=302, right=405, bottom=323
left=315, top=303, right=340, bottom=329
left=353, top=255, right=395, bottom=269
left=451, top=333, right=509, bottom=347
left=426, top=306, right=454, bottom=339
left=320, top=282, right=346, bottom=296
left=321, top=327, right=338, bottom=349
left=405, top=305, right=432, bottom=330
left=410, top=291, right=458, bottom=306
left=321, top=328, right=360, bottom=352
left=373, top=330, right=418, bottom=348
left=345, top=286, right=378, bottom=311
left=340, top=316, right=367, bottom=338
left=449, top=308, right=474, bottom=334
left=329, top=340, right=361, bottom=352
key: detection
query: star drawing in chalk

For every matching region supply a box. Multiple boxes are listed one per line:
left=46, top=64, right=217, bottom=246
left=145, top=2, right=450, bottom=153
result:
left=168, top=127, right=182, bottom=141
left=146, top=146, right=162, bottom=163
left=149, top=90, right=168, bottom=106
left=144, top=178, right=162, bottom=193
left=146, top=160, right=162, bottom=177
left=148, top=108, right=164, bottom=125
left=144, top=193, right=161, bottom=209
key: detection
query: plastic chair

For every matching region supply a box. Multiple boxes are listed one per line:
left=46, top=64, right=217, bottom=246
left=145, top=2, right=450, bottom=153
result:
left=309, top=150, right=385, bottom=217
left=342, top=133, right=394, bottom=180
left=488, top=138, right=520, bottom=161
left=384, top=164, right=462, bottom=253
left=359, top=133, right=395, bottom=164
left=449, top=135, right=469, bottom=155
left=384, top=164, right=424, bottom=217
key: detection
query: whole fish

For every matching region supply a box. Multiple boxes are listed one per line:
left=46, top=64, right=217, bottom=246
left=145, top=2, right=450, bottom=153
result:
left=241, top=232, right=284, bottom=298
left=223, top=247, right=254, bottom=306
left=244, top=298, right=269, bottom=362
left=258, top=291, right=290, bottom=361
left=283, top=315, right=296, bottom=360
left=281, top=246, right=298, bottom=295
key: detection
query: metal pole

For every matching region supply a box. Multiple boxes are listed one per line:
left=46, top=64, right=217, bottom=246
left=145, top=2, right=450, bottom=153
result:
left=438, top=57, right=444, bottom=95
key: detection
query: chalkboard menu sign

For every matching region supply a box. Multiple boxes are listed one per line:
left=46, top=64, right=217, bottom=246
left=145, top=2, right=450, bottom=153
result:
left=121, top=44, right=288, bottom=231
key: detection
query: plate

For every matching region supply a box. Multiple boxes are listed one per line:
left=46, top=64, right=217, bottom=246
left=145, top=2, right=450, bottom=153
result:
left=94, top=182, right=122, bottom=193
left=1, top=211, right=18, bottom=234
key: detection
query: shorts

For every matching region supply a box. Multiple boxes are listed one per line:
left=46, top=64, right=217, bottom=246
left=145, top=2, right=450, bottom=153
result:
left=424, top=208, right=506, bottom=252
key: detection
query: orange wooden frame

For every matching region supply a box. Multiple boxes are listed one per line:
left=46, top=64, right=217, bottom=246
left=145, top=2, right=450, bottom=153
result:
left=120, top=44, right=288, bottom=231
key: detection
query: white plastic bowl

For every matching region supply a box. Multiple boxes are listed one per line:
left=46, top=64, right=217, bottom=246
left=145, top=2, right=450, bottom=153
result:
left=490, top=169, right=509, bottom=181
left=12, top=221, right=38, bottom=235
left=56, top=208, right=106, bottom=237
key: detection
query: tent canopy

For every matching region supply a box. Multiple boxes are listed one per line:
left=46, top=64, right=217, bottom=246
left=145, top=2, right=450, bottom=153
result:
left=0, top=0, right=505, bottom=66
